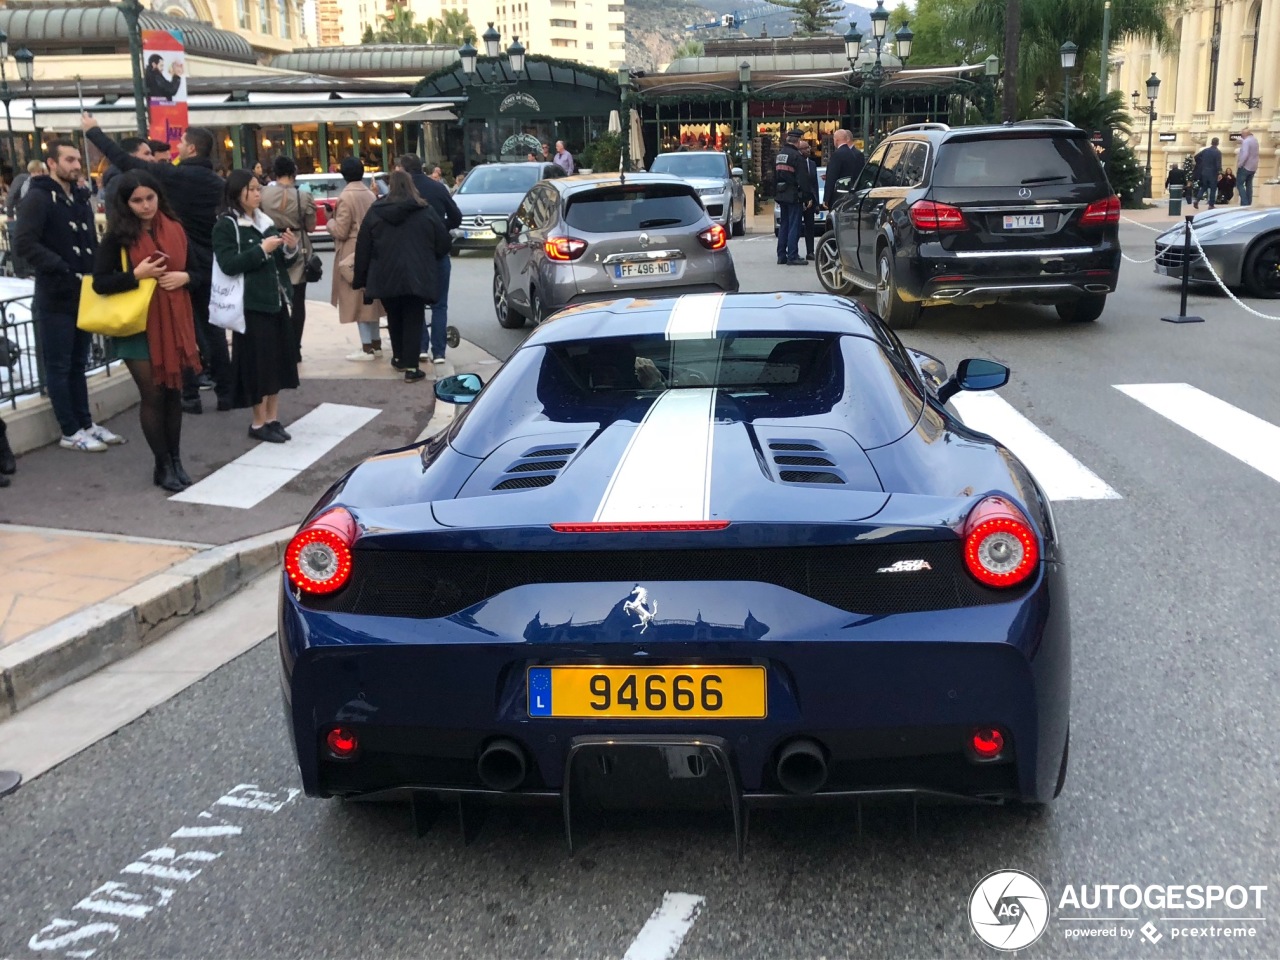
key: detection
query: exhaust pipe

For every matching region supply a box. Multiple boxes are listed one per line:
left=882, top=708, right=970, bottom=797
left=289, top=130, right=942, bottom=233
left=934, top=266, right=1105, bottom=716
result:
left=1084, top=283, right=1112, bottom=293
left=775, top=738, right=828, bottom=795
left=477, top=738, right=527, bottom=792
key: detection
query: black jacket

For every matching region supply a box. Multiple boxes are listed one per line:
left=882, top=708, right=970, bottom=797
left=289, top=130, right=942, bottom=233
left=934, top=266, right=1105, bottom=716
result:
left=87, top=127, right=224, bottom=291
left=774, top=142, right=811, bottom=204
left=410, top=171, right=462, bottom=231
left=92, top=229, right=209, bottom=296
left=1192, top=146, right=1222, bottom=183
left=823, top=143, right=865, bottom=208
left=12, top=176, right=98, bottom=312
left=352, top=199, right=452, bottom=303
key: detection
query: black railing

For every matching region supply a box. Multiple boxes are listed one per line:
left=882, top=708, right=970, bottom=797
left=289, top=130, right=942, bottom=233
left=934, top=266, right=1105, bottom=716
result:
left=0, top=289, right=117, bottom=411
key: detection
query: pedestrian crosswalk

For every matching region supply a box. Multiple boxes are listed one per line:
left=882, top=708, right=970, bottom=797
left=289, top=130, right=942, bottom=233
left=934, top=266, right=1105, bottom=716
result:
left=954, top=383, right=1280, bottom=501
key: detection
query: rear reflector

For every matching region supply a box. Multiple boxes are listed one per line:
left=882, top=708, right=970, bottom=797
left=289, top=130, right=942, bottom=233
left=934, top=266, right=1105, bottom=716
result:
left=544, top=236, right=588, bottom=261
left=1080, top=195, right=1121, bottom=225
left=962, top=496, right=1039, bottom=587
left=697, top=223, right=728, bottom=250
left=970, top=727, right=1005, bottom=760
left=551, top=520, right=731, bottom=533
left=285, top=507, right=357, bottom=595
left=909, top=199, right=968, bottom=232
left=326, top=727, right=359, bottom=759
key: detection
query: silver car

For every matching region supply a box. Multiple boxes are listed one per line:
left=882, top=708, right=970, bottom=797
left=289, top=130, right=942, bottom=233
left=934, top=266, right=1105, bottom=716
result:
left=649, top=152, right=747, bottom=236
left=491, top=173, right=740, bottom=328
left=1154, top=206, right=1280, bottom=298
left=452, top=162, right=567, bottom=249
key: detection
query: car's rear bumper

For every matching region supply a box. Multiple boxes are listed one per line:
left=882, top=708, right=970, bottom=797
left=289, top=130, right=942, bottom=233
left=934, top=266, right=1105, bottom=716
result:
left=545, top=250, right=739, bottom=310
left=900, top=241, right=1121, bottom=305
left=279, top=563, right=1069, bottom=806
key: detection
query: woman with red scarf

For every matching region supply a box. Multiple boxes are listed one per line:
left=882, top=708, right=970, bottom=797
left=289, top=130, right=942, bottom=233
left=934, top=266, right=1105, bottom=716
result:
left=93, top=170, right=202, bottom=492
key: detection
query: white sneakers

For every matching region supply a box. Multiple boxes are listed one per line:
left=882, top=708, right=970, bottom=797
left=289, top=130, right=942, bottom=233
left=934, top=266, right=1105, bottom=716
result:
left=60, top=424, right=126, bottom=452
left=346, top=348, right=381, bottom=362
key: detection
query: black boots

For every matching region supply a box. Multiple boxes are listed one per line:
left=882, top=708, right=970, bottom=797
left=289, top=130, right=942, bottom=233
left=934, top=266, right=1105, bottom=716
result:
left=170, top=454, right=193, bottom=488
left=0, top=419, right=15, bottom=476
left=154, top=455, right=187, bottom=493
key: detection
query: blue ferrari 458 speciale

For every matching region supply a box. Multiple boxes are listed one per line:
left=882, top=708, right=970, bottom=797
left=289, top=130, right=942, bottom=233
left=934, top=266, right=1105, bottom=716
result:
left=278, top=291, right=1070, bottom=851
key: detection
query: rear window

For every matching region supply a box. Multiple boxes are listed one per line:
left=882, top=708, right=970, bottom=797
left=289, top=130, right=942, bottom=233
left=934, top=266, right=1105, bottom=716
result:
left=458, top=166, right=543, bottom=195
left=650, top=154, right=730, bottom=179
left=564, top=184, right=705, bottom=231
left=932, top=136, right=1102, bottom=187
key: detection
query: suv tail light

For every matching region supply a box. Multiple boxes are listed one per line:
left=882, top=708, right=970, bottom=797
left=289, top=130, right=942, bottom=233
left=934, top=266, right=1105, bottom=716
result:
left=544, top=236, right=588, bottom=261
left=697, top=223, right=728, bottom=250
left=909, top=200, right=968, bottom=232
left=1080, top=195, right=1121, bottom=225
left=285, top=507, right=357, bottom=595
left=962, top=496, right=1039, bottom=588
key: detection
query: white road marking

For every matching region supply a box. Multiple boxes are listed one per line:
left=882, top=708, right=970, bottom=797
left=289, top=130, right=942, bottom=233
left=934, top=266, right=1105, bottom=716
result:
left=1115, top=382, right=1280, bottom=484
left=27, top=784, right=299, bottom=957
left=622, top=892, right=706, bottom=960
left=664, top=292, right=725, bottom=340
left=170, top=402, right=380, bottom=508
left=950, top=391, right=1121, bottom=501
left=595, top=389, right=717, bottom=521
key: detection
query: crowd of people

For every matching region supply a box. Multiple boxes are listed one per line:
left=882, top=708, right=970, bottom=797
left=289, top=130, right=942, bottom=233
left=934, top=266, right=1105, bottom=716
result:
left=0, top=112, right=456, bottom=493
left=1169, top=128, right=1262, bottom=210
left=774, top=127, right=865, bottom=266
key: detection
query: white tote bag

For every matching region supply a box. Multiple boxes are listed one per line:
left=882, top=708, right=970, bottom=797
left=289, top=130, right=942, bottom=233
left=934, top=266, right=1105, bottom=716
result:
left=209, top=216, right=247, bottom=334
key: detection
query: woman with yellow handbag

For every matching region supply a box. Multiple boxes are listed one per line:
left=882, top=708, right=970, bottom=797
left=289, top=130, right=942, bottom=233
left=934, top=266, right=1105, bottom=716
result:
left=92, top=170, right=202, bottom=492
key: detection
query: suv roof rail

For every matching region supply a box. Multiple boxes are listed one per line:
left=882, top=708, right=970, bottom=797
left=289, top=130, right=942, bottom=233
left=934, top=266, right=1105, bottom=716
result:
left=891, top=122, right=951, bottom=134
left=1013, top=118, right=1077, bottom=128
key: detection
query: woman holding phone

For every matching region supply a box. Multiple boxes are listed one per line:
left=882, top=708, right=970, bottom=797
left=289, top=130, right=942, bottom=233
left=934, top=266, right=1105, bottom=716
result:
left=212, top=168, right=299, bottom=442
left=93, top=170, right=202, bottom=492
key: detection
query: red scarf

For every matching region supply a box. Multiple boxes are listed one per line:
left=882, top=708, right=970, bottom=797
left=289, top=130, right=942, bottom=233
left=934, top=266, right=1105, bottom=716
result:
left=129, top=212, right=201, bottom=390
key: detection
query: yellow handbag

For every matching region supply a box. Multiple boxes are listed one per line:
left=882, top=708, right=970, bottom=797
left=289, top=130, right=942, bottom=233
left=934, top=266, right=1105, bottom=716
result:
left=76, top=249, right=156, bottom=338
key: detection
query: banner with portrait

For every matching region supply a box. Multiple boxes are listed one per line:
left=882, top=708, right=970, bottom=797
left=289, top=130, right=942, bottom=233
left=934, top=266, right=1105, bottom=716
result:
left=142, top=29, right=188, bottom=152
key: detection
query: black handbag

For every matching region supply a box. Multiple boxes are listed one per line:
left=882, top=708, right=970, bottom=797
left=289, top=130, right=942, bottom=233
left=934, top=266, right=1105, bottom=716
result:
left=296, top=188, right=323, bottom=283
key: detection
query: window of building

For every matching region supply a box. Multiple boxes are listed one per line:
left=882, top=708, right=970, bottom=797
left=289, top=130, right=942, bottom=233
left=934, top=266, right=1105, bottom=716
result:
left=586, top=41, right=593, bottom=48
left=585, top=22, right=592, bottom=29
left=609, top=21, right=624, bottom=30
left=550, top=18, right=576, bottom=26
left=608, top=3, right=622, bottom=9
left=1205, top=0, right=1223, bottom=110
left=258, top=0, right=270, bottom=32
left=237, top=0, right=250, bottom=28
left=278, top=0, right=290, bottom=37
left=551, top=38, right=577, bottom=47
left=609, top=40, right=624, bottom=49
left=1243, top=2, right=1261, bottom=102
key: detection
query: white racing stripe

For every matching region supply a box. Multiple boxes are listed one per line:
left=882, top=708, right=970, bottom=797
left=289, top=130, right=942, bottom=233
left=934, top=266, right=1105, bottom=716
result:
left=1116, top=383, right=1280, bottom=484
left=595, top=389, right=717, bottom=521
left=622, top=892, right=706, bottom=960
left=664, top=292, right=725, bottom=340
left=950, top=391, right=1121, bottom=501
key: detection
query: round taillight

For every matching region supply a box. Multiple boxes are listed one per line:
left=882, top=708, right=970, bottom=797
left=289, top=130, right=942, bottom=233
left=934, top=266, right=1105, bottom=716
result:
left=326, top=727, right=359, bottom=759
left=285, top=508, right=356, bottom=595
left=971, top=727, right=1004, bottom=760
left=963, top=497, right=1039, bottom=587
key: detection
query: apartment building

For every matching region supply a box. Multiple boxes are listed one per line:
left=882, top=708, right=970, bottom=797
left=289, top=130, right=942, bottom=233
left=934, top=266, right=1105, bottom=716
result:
left=329, top=0, right=625, bottom=70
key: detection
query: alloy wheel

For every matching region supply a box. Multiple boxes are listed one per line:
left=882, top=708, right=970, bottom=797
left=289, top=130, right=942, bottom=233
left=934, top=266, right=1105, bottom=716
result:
left=816, top=235, right=852, bottom=295
left=1247, top=239, right=1280, bottom=298
left=876, top=253, right=892, bottom=317
left=492, top=272, right=507, bottom=321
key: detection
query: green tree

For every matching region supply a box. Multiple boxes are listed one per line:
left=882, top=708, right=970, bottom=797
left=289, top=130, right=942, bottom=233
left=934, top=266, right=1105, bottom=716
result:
left=897, top=0, right=988, bottom=66
left=429, top=10, right=475, bottom=44
left=772, top=0, right=846, bottom=35
left=362, top=3, right=432, bottom=43
left=672, top=38, right=706, bottom=59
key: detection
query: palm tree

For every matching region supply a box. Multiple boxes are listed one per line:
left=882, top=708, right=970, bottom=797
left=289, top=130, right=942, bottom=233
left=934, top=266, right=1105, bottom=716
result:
left=362, top=3, right=432, bottom=43
left=672, top=39, right=705, bottom=60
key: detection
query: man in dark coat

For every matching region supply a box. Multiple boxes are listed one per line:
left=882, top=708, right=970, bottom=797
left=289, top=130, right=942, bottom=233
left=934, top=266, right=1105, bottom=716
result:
left=823, top=128, right=864, bottom=210
left=13, top=139, right=121, bottom=451
left=774, top=129, right=811, bottom=266
left=84, top=114, right=230, bottom=412
left=396, top=154, right=462, bottom=366
left=1191, top=138, right=1222, bottom=210
left=101, top=137, right=154, bottom=207
left=798, top=139, right=819, bottom=260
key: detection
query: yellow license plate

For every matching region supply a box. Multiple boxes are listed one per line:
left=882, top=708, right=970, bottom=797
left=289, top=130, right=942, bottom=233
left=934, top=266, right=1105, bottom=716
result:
left=527, top=665, right=766, bottom=719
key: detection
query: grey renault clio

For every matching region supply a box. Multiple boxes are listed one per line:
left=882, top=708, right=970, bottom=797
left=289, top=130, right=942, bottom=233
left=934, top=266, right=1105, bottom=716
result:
left=491, top=173, right=740, bottom=328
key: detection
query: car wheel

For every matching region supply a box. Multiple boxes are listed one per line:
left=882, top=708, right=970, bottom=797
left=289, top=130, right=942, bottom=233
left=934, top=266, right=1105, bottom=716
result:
left=815, top=232, right=855, bottom=296
left=875, top=247, right=921, bottom=329
left=732, top=205, right=745, bottom=237
left=1242, top=234, right=1280, bottom=299
left=493, top=271, right=524, bottom=329
left=1056, top=294, right=1106, bottom=323
left=529, top=288, right=546, bottom=325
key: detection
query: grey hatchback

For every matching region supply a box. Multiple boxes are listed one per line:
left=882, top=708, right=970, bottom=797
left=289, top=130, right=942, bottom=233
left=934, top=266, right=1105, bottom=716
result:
left=491, top=173, right=739, bottom=328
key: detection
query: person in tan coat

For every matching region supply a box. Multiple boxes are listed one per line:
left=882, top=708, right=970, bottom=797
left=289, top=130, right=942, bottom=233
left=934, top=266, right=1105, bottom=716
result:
left=327, top=157, right=385, bottom=361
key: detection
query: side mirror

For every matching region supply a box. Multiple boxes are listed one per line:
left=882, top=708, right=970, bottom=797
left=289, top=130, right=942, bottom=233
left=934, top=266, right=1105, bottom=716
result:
left=490, top=217, right=508, bottom=237
left=730, top=167, right=744, bottom=178
left=434, top=372, right=484, bottom=405
left=907, top=348, right=947, bottom=389
left=937, top=358, right=1009, bottom=404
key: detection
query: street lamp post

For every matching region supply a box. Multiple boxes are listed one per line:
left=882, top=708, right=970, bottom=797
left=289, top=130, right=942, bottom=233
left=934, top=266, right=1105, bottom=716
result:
left=868, top=0, right=889, bottom=148
left=844, top=0, right=903, bottom=151
left=1059, top=41, right=1077, bottom=123
left=1131, top=71, right=1160, bottom=199
left=1232, top=77, right=1262, bottom=110
left=119, top=0, right=149, bottom=135
left=984, top=54, right=1000, bottom=124
left=737, top=61, right=750, bottom=175
left=0, top=32, right=34, bottom=170
left=458, top=25, right=529, bottom=166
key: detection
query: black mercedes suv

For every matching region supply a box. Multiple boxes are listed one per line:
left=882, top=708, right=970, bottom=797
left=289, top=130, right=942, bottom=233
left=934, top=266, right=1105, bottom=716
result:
left=816, top=120, right=1121, bottom=328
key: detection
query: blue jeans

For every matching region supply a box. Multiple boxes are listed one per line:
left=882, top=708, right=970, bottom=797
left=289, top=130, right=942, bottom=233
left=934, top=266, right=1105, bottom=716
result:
left=420, top=254, right=451, bottom=359
left=37, top=308, right=93, bottom=437
left=1238, top=168, right=1255, bottom=206
left=776, top=202, right=802, bottom=261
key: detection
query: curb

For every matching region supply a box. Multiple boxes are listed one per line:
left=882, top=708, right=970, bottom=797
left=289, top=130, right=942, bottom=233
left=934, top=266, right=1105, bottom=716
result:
left=0, top=525, right=293, bottom=719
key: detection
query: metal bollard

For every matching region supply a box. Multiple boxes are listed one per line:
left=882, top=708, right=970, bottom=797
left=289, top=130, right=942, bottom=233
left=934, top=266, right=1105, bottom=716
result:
left=1160, top=215, right=1205, bottom=323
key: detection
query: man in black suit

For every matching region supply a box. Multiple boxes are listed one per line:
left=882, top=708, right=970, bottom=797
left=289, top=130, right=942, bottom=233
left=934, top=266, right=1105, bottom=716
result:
left=798, top=139, right=819, bottom=260
left=823, top=128, right=864, bottom=210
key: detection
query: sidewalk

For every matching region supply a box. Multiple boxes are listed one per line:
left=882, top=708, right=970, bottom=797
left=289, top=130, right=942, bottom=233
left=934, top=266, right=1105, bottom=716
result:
left=0, top=302, right=499, bottom=719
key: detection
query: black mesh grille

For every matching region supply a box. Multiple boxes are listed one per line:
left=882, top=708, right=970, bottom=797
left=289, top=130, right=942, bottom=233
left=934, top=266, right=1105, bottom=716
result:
left=779, top=471, right=844, bottom=484
left=303, top=541, right=1026, bottom=619
left=769, top=442, right=823, bottom=451
left=509, top=460, right=569, bottom=472
left=493, top=475, right=556, bottom=490
left=525, top=446, right=578, bottom=457
left=774, top=455, right=835, bottom=466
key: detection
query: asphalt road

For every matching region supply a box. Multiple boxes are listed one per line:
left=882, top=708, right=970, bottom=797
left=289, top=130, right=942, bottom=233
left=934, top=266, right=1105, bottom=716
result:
left=4, top=223, right=1279, bottom=959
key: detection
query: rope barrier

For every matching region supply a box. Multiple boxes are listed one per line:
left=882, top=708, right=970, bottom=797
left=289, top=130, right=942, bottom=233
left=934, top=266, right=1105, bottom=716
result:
left=1182, top=221, right=1280, bottom=322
